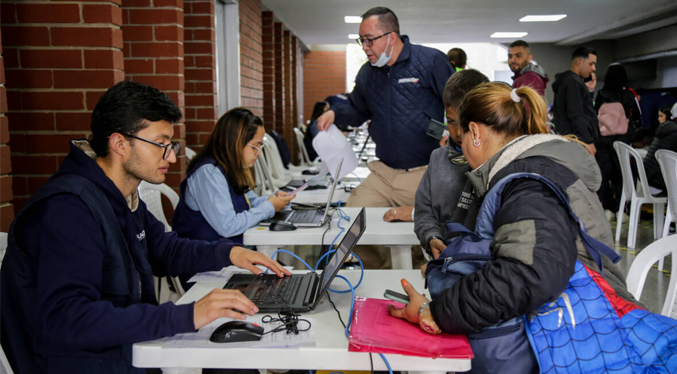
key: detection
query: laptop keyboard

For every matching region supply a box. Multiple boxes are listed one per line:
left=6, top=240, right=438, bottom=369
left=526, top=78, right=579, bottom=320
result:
left=287, top=209, right=320, bottom=224
left=251, top=276, right=302, bottom=304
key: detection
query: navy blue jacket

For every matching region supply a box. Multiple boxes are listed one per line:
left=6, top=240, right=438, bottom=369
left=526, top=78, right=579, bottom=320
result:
left=552, top=70, right=599, bottom=144
left=333, top=35, right=453, bottom=169
left=0, top=140, right=236, bottom=374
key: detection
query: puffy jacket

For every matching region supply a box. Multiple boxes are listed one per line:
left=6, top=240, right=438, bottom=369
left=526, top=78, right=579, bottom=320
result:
left=430, top=134, right=637, bottom=334
left=512, top=62, right=549, bottom=97
left=332, top=35, right=453, bottom=169
left=1, top=140, right=236, bottom=374
left=552, top=70, right=599, bottom=143
left=644, top=119, right=677, bottom=190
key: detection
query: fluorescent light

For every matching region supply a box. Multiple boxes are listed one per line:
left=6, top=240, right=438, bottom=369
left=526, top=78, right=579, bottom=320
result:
left=520, top=14, right=567, bottom=22
left=348, top=34, right=360, bottom=40
left=490, top=32, right=528, bottom=38
left=345, top=16, right=362, bottom=23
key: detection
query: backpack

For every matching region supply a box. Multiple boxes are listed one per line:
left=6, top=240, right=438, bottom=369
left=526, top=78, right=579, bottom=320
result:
left=598, top=101, right=629, bottom=136
left=425, top=172, right=677, bottom=373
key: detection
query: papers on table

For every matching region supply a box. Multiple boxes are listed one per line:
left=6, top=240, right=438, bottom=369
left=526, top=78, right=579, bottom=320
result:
left=163, top=315, right=315, bottom=349
left=313, top=124, right=358, bottom=180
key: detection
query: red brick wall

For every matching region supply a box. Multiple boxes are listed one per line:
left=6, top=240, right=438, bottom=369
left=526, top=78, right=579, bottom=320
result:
left=0, top=29, right=13, bottom=231
left=1, top=0, right=124, bottom=213
left=239, top=0, right=263, bottom=118
left=273, top=22, right=285, bottom=134
left=303, top=51, right=346, bottom=122
left=261, top=11, right=275, bottom=131
left=122, top=0, right=186, bottom=189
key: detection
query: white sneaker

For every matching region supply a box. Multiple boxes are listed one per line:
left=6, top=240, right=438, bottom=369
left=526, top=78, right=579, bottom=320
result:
left=605, top=210, right=616, bottom=222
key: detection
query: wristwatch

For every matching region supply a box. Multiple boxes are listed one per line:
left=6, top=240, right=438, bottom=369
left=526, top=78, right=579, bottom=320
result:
left=418, top=301, right=442, bottom=335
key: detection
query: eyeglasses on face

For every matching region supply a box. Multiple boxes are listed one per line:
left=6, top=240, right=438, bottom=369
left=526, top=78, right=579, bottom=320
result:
left=121, top=133, right=181, bottom=160
left=356, top=31, right=392, bottom=47
left=247, top=142, right=265, bottom=154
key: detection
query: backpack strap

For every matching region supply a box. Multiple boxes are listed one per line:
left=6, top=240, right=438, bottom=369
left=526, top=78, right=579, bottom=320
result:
left=444, top=222, right=473, bottom=235
left=483, top=172, right=621, bottom=276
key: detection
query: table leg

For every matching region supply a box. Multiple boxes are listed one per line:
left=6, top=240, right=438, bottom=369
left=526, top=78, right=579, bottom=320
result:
left=389, top=245, right=413, bottom=269
left=257, top=245, right=278, bottom=260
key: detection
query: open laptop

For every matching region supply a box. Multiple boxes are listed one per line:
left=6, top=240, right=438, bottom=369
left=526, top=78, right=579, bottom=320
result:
left=260, top=158, right=343, bottom=227
left=225, top=207, right=366, bottom=312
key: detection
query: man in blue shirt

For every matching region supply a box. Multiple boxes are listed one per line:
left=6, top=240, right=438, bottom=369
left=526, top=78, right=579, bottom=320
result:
left=317, top=7, right=453, bottom=208
left=1, top=81, right=290, bottom=374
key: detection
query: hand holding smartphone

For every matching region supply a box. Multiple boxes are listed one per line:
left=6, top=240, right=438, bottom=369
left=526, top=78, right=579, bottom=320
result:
left=384, top=289, right=410, bottom=304
left=289, top=183, right=308, bottom=195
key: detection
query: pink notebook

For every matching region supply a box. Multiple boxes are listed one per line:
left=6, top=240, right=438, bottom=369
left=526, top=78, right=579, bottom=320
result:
left=348, top=297, right=473, bottom=359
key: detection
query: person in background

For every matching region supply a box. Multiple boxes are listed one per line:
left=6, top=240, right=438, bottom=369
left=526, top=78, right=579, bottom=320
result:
left=0, top=82, right=290, bottom=374
left=383, top=69, right=489, bottom=249
left=551, top=46, right=599, bottom=155
left=643, top=104, right=677, bottom=191
left=317, top=6, right=453, bottom=208
left=447, top=48, right=467, bottom=72
left=303, top=100, right=330, bottom=161
left=389, top=83, right=645, bottom=373
left=593, top=63, right=641, bottom=220
left=508, top=40, right=549, bottom=97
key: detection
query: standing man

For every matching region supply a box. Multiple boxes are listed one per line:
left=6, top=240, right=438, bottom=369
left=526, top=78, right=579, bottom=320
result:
left=551, top=46, right=599, bottom=155
left=317, top=6, right=453, bottom=208
left=1, top=81, right=290, bottom=373
left=508, top=40, right=549, bottom=97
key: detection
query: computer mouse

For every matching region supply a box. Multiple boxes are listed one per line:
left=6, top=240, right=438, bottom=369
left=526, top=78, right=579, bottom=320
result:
left=209, top=321, right=264, bottom=343
left=302, top=169, right=320, bottom=175
left=269, top=221, right=297, bottom=231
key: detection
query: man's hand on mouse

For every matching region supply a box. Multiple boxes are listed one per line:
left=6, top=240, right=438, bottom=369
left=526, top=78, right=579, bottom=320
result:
left=229, top=246, right=291, bottom=278
left=193, top=289, right=258, bottom=330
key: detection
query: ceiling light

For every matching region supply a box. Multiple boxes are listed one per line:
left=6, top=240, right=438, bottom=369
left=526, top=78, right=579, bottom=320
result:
left=490, top=32, right=528, bottom=38
left=348, top=34, right=360, bottom=40
left=345, top=16, right=362, bottom=24
left=520, top=14, right=567, bottom=22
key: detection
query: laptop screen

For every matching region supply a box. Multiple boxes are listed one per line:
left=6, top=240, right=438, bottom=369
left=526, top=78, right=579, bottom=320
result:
left=317, top=208, right=366, bottom=295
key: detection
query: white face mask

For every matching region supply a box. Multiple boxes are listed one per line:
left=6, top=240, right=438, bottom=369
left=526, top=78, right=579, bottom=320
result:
left=370, top=34, right=394, bottom=68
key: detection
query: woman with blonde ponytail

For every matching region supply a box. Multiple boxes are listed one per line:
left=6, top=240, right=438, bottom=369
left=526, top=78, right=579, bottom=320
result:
left=389, top=82, right=660, bottom=373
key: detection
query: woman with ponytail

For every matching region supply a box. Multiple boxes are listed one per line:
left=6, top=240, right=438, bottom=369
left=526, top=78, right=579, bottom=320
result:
left=389, top=83, right=662, bottom=373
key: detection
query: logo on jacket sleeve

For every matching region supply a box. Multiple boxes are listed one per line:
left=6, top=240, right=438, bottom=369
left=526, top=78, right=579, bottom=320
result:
left=398, top=77, right=420, bottom=84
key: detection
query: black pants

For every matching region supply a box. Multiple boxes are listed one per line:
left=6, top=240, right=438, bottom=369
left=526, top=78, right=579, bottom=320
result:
left=596, top=136, right=627, bottom=212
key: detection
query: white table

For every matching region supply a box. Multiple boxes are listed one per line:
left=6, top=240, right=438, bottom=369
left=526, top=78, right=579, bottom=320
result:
left=132, top=270, right=471, bottom=373
left=244, top=207, right=419, bottom=269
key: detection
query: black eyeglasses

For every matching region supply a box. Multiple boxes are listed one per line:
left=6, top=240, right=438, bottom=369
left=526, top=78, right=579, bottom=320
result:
left=356, top=32, right=392, bottom=47
left=121, top=133, right=181, bottom=160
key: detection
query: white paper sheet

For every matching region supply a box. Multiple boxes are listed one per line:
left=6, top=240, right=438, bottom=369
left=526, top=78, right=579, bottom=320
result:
left=312, top=124, right=358, bottom=180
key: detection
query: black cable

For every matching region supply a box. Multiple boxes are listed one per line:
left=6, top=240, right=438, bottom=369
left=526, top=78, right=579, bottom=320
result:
left=327, top=292, right=346, bottom=329
left=261, top=307, right=311, bottom=335
left=317, top=219, right=333, bottom=270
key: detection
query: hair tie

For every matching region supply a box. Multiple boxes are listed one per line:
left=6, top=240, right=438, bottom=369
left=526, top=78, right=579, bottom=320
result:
left=510, top=88, right=521, bottom=103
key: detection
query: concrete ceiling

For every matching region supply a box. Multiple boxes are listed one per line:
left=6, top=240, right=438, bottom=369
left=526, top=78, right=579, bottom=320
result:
left=262, top=0, right=677, bottom=48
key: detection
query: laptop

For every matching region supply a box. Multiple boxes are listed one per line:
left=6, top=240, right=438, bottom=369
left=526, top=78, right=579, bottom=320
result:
left=225, top=207, right=366, bottom=312
left=260, top=158, right=343, bottom=227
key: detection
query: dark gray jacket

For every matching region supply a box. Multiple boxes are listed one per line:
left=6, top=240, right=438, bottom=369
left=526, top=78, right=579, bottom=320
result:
left=414, top=144, right=471, bottom=248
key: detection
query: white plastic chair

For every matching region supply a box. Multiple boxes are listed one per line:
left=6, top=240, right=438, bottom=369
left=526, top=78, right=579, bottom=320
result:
left=137, top=182, right=184, bottom=298
left=626, top=235, right=677, bottom=319
left=184, top=147, right=196, bottom=162
left=614, top=141, right=667, bottom=248
left=0, top=232, right=14, bottom=374
left=261, top=135, right=292, bottom=188
left=253, top=157, right=275, bottom=196
left=657, top=150, right=677, bottom=238
left=293, top=127, right=318, bottom=166
left=0, top=232, right=7, bottom=264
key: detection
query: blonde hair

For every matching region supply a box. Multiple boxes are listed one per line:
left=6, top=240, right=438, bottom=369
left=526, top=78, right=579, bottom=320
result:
left=459, top=83, right=548, bottom=137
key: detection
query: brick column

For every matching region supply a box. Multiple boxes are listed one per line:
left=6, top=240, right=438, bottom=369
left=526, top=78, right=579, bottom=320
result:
left=282, top=30, right=293, bottom=157
left=122, top=0, right=186, bottom=189
left=261, top=11, right=275, bottom=131
left=239, top=0, right=263, bottom=118
left=273, top=22, right=285, bottom=134
left=0, top=30, right=13, bottom=230
left=289, top=35, right=299, bottom=163
left=182, top=0, right=216, bottom=154
left=303, top=50, right=346, bottom=121
left=1, top=0, right=124, bottom=212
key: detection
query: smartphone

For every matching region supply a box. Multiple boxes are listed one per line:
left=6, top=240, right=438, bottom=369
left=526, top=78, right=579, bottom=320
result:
left=289, top=183, right=308, bottom=195
left=426, top=118, right=446, bottom=140
left=384, top=289, right=410, bottom=304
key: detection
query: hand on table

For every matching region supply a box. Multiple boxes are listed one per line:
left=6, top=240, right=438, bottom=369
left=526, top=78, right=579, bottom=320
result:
left=387, top=278, right=430, bottom=325
left=383, top=206, right=413, bottom=222
left=193, top=289, right=258, bottom=329
left=229, top=246, right=292, bottom=278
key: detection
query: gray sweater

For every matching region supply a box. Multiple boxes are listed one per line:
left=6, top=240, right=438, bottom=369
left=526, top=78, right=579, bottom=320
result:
left=414, top=144, right=473, bottom=248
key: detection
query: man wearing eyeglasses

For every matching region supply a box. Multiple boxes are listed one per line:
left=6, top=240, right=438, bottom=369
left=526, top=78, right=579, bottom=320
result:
left=1, top=81, right=290, bottom=374
left=317, top=6, right=453, bottom=209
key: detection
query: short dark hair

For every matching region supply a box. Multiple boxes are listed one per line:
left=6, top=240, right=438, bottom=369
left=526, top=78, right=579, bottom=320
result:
left=659, top=106, right=672, bottom=118
left=90, top=81, right=182, bottom=157
left=509, top=40, right=530, bottom=49
left=443, top=69, right=489, bottom=109
left=602, top=63, right=628, bottom=91
left=361, top=7, right=400, bottom=35
left=571, top=46, right=597, bottom=61
left=446, top=48, right=467, bottom=69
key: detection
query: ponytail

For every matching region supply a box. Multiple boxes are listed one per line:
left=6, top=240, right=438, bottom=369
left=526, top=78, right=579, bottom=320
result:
left=513, top=86, right=548, bottom=135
